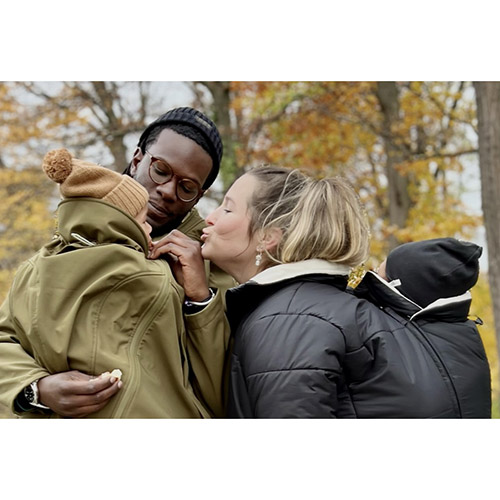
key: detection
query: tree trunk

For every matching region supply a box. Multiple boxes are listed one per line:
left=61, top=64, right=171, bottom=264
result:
left=106, top=134, right=128, bottom=172
left=473, top=82, right=500, bottom=392
left=199, top=82, right=238, bottom=191
left=90, top=82, right=128, bottom=172
left=376, top=82, right=412, bottom=250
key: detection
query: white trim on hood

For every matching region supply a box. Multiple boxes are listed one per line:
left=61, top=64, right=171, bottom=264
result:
left=366, top=271, right=472, bottom=320
left=410, top=291, right=472, bottom=320
left=367, top=270, right=423, bottom=308
left=250, top=259, right=351, bottom=285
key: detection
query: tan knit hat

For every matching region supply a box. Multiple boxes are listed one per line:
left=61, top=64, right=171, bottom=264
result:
left=43, top=148, right=149, bottom=218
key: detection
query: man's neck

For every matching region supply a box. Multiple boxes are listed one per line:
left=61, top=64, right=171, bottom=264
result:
left=150, top=214, right=185, bottom=239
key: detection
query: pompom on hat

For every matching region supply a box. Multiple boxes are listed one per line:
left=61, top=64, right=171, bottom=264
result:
left=43, top=148, right=149, bottom=218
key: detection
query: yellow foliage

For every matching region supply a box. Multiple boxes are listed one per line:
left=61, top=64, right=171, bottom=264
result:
left=0, top=82, right=89, bottom=170
left=232, top=82, right=379, bottom=172
left=348, top=264, right=367, bottom=289
left=230, top=82, right=481, bottom=259
left=471, top=274, right=499, bottom=402
left=0, top=168, right=55, bottom=303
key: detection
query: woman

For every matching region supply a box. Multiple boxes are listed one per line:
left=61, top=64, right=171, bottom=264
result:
left=157, top=166, right=490, bottom=418
left=156, top=166, right=369, bottom=417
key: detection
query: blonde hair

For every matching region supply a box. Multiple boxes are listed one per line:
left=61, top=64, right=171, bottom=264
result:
left=247, top=166, right=370, bottom=267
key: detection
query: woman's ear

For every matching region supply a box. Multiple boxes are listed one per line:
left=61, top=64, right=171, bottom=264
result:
left=130, top=147, right=144, bottom=176
left=261, top=227, right=282, bottom=253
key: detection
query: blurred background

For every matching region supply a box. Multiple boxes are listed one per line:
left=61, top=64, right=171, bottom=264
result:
left=0, top=81, right=497, bottom=417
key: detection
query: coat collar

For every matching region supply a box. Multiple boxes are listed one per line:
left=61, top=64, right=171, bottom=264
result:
left=226, top=260, right=350, bottom=331
left=56, top=198, right=149, bottom=254
left=355, top=270, right=472, bottom=321
left=250, top=259, right=351, bottom=286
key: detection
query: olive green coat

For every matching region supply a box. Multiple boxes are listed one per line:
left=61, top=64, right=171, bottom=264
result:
left=0, top=199, right=232, bottom=418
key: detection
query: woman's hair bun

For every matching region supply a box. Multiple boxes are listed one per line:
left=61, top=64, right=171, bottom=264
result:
left=42, top=148, right=73, bottom=183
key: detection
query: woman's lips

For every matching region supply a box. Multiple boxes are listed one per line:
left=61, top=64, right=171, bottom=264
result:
left=201, top=229, right=212, bottom=242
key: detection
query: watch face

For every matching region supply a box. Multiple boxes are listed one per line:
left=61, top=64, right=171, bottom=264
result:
left=24, top=384, right=36, bottom=404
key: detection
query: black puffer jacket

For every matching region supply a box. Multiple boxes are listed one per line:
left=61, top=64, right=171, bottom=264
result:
left=226, top=260, right=491, bottom=418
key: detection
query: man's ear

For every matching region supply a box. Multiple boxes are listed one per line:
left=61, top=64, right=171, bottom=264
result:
left=130, top=147, right=144, bottom=176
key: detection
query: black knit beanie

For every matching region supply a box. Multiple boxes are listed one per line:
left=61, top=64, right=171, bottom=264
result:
left=385, top=237, right=482, bottom=308
left=136, top=107, right=223, bottom=189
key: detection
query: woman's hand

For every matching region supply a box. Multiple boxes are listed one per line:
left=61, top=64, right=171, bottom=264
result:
left=149, top=230, right=210, bottom=301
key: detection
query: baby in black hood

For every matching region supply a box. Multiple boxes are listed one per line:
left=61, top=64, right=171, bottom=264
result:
left=350, top=237, right=491, bottom=418
left=377, top=237, right=482, bottom=308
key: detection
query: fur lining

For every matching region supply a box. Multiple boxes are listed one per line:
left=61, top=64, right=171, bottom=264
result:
left=250, top=259, right=351, bottom=285
left=410, top=292, right=472, bottom=320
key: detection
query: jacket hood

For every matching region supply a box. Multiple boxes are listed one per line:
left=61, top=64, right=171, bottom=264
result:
left=56, top=198, right=149, bottom=254
left=385, top=237, right=482, bottom=308
left=354, top=270, right=473, bottom=321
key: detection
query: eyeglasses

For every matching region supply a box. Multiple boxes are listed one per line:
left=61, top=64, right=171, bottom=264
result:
left=146, top=151, right=202, bottom=203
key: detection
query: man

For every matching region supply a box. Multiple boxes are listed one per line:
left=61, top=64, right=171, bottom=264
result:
left=0, top=107, right=233, bottom=418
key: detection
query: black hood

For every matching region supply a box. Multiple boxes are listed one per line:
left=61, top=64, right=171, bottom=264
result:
left=385, top=238, right=482, bottom=308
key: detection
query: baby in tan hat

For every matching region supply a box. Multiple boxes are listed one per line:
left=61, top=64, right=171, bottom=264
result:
left=0, top=147, right=219, bottom=418
left=43, top=148, right=153, bottom=249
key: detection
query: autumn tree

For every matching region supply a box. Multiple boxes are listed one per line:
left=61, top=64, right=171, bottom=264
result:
left=189, top=81, right=237, bottom=191
left=0, top=81, right=200, bottom=299
left=0, top=83, right=56, bottom=301
left=230, top=81, right=480, bottom=261
left=2, top=82, right=86, bottom=170
left=0, top=80, right=497, bottom=410
left=0, top=168, right=54, bottom=302
left=473, top=82, right=500, bottom=392
left=376, top=82, right=411, bottom=249
left=11, top=82, right=187, bottom=170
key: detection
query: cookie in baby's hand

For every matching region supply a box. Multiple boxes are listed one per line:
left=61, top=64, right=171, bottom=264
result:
left=98, top=369, right=123, bottom=381
left=110, top=369, right=123, bottom=381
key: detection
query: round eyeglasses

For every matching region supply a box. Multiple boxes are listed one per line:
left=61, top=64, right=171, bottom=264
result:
left=146, top=151, right=202, bottom=203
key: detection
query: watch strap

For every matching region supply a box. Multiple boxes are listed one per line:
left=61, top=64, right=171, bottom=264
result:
left=183, top=288, right=216, bottom=314
left=24, top=379, right=50, bottom=410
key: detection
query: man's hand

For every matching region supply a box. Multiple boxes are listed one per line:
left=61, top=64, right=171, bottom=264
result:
left=37, top=370, right=122, bottom=418
left=149, top=230, right=210, bottom=301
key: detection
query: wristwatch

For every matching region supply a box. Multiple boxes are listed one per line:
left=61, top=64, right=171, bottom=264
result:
left=183, top=288, right=216, bottom=314
left=24, top=379, right=50, bottom=410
